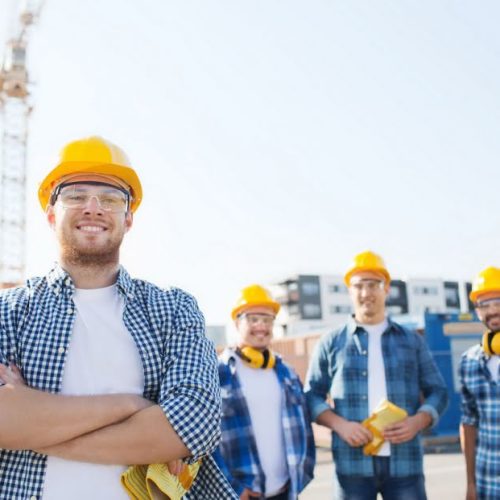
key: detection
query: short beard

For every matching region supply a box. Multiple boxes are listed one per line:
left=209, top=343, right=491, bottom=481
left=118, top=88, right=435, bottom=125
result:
left=58, top=228, right=124, bottom=269
left=63, top=244, right=120, bottom=268
left=485, top=315, right=500, bottom=332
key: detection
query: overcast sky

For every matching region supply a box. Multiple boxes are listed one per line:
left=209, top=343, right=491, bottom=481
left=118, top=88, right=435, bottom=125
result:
left=1, top=0, right=500, bottom=324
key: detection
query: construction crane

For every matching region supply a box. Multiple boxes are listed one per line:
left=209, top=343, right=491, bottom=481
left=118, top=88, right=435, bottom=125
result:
left=0, top=0, right=43, bottom=288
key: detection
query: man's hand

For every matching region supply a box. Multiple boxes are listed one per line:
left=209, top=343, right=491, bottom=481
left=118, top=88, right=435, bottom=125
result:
left=0, top=363, right=26, bottom=386
left=335, top=419, right=373, bottom=447
left=167, top=459, right=186, bottom=476
left=383, top=413, right=431, bottom=444
left=240, top=488, right=261, bottom=499
left=465, top=482, right=477, bottom=500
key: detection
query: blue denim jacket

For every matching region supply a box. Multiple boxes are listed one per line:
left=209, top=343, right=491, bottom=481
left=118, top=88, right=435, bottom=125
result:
left=305, top=317, right=448, bottom=477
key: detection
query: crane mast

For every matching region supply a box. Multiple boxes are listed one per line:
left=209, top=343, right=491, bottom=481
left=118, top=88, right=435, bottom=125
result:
left=0, top=0, right=43, bottom=288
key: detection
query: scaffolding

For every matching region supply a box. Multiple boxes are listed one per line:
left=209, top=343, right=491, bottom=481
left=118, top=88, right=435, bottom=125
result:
left=0, top=1, right=43, bottom=287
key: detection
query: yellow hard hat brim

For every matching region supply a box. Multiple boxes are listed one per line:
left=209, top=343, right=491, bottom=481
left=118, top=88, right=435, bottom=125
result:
left=231, top=301, right=280, bottom=320
left=38, top=161, right=143, bottom=212
left=470, top=288, right=500, bottom=303
left=344, top=267, right=391, bottom=287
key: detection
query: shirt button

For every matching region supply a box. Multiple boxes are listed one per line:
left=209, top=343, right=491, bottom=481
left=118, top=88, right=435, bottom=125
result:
left=30, top=496, right=37, bottom=500
left=67, top=307, right=74, bottom=315
left=58, top=346, right=65, bottom=355
left=64, top=278, right=71, bottom=286
left=362, top=350, right=367, bottom=355
left=362, top=395, right=367, bottom=400
left=362, top=371, right=367, bottom=376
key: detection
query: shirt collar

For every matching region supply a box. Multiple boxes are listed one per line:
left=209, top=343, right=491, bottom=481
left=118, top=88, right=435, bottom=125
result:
left=347, top=315, right=399, bottom=335
left=45, top=263, right=134, bottom=299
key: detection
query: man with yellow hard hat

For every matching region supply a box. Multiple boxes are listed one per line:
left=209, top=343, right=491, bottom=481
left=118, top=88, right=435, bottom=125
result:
left=0, top=136, right=236, bottom=499
left=213, top=284, right=315, bottom=499
left=305, top=251, right=448, bottom=500
left=460, top=266, right=500, bottom=500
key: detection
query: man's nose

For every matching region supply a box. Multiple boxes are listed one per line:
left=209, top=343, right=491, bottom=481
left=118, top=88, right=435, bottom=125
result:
left=82, top=195, right=104, bottom=214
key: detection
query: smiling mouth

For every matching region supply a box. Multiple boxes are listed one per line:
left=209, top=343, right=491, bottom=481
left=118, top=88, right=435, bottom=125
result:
left=486, top=315, right=500, bottom=326
left=77, top=225, right=107, bottom=233
left=252, top=333, right=268, bottom=339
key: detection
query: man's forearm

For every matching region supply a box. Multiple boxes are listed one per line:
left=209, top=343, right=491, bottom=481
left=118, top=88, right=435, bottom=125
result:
left=0, top=384, right=150, bottom=449
left=316, top=408, right=343, bottom=431
left=37, top=405, right=190, bottom=465
left=460, top=423, right=477, bottom=485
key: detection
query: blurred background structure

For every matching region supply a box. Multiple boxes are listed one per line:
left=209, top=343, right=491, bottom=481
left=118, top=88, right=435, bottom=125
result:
left=0, top=0, right=43, bottom=287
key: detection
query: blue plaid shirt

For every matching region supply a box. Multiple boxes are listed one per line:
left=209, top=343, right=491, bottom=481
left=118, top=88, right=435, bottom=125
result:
left=305, top=317, right=448, bottom=477
left=0, top=264, right=237, bottom=500
left=460, top=344, right=500, bottom=499
left=214, top=348, right=315, bottom=499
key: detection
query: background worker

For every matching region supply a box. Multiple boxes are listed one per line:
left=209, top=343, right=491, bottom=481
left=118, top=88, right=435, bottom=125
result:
left=460, top=266, right=500, bottom=500
left=0, top=136, right=236, bottom=499
left=305, top=250, right=448, bottom=500
left=214, top=284, right=315, bottom=500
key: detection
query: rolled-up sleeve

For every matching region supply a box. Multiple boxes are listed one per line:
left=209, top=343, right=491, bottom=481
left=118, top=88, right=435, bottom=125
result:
left=459, top=355, right=479, bottom=427
left=415, top=333, right=449, bottom=427
left=304, top=337, right=333, bottom=421
left=158, top=291, right=221, bottom=461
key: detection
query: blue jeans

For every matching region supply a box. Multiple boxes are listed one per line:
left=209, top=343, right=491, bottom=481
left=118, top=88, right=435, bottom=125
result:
left=334, top=457, right=427, bottom=500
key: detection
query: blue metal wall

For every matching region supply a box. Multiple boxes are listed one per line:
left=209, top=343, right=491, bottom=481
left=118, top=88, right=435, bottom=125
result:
left=404, top=312, right=483, bottom=437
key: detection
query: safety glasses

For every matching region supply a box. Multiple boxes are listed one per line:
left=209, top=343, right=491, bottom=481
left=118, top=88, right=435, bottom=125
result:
left=50, top=181, right=130, bottom=213
left=475, top=298, right=500, bottom=311
left=349, top=279, right=385, bottom=293
left=239, top=313, right=276, bottom=326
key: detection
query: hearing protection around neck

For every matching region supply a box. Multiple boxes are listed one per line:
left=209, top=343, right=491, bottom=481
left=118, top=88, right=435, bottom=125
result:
left=482, top=331, right=500, bottom=356
left=236, top=346, right=276, bottom=369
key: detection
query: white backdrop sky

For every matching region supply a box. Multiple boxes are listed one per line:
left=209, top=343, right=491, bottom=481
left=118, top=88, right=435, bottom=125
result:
left=1, top=0, right=500, bottom=324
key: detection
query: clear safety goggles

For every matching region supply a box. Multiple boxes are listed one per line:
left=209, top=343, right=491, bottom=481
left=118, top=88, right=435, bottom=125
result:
left=349, top=279, right=385, bottom=293
left=475, top=297, right=500, bottom=311
left=239, top=313, right=276, bottom=326
left=50, top=181, right=131, bottom=213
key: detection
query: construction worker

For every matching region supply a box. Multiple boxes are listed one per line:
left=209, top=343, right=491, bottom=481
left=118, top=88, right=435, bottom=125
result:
left=305, top=251, right=448, bottom=500
left=460, top=266, right=500, bottom=500
left=214, top=284, right=315, bottom=500
left=0, top=136, right=236, bottom=499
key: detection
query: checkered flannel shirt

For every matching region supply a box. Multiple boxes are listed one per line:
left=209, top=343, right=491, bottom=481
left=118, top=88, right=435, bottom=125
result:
left=305, top=317, right=448, bottom=477
left=460, top=344, right=500, bottom=499
left=214, top=348, right=315, bottom=499
left=0, top=264, right=237, bottom=499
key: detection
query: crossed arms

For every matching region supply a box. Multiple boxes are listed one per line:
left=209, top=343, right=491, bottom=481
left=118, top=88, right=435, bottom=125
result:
left=0, top=363, right=190, bottom=465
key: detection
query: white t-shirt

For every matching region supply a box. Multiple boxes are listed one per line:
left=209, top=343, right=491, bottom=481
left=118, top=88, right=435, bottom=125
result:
left=235, top=356, right=289, bottom=497
left=43, top=285, right=144, bottom=500
left=487, top=355, right=500, bottom=383
left=363, top=319, right=390, bottom=456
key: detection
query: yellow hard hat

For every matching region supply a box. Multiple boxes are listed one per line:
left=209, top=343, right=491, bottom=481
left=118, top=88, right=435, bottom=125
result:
left=38, top=136, right=143, bottom=212
left=344, top=250, right=391, bottom=286
left=231, top=284, right=280, bottom=320
left=470, top=266, right=500, bottom=303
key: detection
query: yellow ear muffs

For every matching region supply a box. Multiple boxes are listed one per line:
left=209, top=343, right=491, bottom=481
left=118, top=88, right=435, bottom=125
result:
left=236, top=346, right=276, bottom=369
left=482, top=331, right=500, bottom=356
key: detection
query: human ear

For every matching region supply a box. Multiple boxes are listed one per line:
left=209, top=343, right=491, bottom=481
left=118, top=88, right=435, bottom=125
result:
left=46, top=205, right=56, bottom=229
